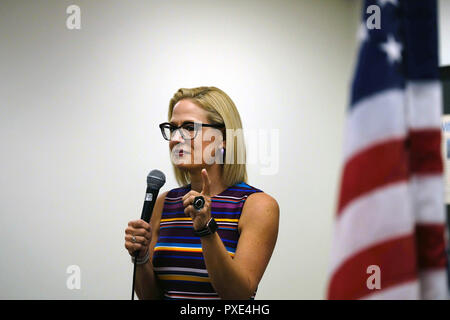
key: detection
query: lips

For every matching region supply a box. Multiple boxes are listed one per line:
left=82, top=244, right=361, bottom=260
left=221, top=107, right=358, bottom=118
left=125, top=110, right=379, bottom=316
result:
left=178, top=149, right=190, bottom=156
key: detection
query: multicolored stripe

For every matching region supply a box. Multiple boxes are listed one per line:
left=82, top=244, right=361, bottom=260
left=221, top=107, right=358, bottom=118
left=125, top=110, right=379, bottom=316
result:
left=152, top=181, right=262, bottom=300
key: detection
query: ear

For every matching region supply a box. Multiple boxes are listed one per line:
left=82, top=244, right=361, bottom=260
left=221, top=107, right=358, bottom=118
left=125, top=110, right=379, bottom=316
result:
left=220, top=127, right=226, bottom=149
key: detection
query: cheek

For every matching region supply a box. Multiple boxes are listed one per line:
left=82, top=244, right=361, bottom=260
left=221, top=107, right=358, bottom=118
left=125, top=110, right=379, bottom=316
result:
left=194, top=140, right=217, bottom=161
left=169, top=140, right=192, bottom=151
left=191, top=142, right=202, bottom=159
left=194, top=138, right=212, bottom=152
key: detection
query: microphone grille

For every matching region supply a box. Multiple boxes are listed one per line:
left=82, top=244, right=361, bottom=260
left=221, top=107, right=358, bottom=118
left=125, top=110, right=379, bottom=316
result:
left=147, top=169, right=166, bottom=189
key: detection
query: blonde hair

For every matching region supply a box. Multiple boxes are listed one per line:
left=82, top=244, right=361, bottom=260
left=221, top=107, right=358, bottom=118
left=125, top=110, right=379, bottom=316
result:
left=168, top=86, right=248, bottom=187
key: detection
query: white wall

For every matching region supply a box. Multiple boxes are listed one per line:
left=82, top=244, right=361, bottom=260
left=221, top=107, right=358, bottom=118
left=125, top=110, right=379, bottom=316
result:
left=0, top=0, right=360, bottom=299
left=440, top=0, right=450, bottom=66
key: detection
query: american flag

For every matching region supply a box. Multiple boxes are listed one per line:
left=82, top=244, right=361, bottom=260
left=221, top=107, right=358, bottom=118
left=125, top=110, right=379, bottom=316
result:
left=327, top=0, right=448, bottom=299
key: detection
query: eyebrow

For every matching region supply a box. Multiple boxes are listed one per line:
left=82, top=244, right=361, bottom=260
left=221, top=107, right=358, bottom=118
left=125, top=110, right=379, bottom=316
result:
left=168, top=120, right=197, bottom=126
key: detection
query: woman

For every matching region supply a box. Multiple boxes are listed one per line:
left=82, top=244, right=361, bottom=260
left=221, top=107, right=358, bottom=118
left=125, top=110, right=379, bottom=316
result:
left=124, top=86, right=279, bottom=299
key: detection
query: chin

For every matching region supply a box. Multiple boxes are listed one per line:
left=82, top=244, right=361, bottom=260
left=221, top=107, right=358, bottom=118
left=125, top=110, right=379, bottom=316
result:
left=173, top=159, right=212, bottom=174
left=171, top=155, right=200, bottom=171
left=174, top=163, right=204, bottom=171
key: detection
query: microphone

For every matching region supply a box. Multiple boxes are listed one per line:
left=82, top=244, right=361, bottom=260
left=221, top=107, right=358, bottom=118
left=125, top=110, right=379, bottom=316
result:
left=132, top=169, right=166, bottom=300
left=140, top=169, right=166, bottom=223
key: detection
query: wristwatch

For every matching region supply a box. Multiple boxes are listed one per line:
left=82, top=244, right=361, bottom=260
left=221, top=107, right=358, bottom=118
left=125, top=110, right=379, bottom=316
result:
left=194, top=217, right=218, bottom=237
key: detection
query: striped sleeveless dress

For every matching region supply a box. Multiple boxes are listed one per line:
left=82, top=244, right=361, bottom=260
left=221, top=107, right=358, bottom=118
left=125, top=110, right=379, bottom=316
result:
left=152, top=181, right=263, bottom=300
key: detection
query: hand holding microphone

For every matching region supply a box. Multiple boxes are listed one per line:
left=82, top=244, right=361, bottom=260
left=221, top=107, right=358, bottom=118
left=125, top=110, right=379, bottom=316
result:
left=125, top=219, right=152, bottom=259
left=125, top=169, right=166, bottom=300
left=125, top=169, right=165, bottom=260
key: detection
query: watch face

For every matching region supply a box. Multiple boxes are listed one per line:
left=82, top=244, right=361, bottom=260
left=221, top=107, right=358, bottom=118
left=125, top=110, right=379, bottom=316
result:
left=194, top=218, right=217, bottom=237
left=208, top=218, right=218, bottom=232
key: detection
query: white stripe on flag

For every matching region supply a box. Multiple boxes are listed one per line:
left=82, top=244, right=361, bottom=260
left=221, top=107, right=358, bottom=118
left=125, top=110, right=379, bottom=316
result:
left=362, top=280, right=419, bottom=300
left=419, top=269, right=449, bottom=300
left=406, top=81, right=442, bottom=129
left=409, top=175, right=445, bottom=223
left=343, top=89, right=406, bottom=161
left=329, top=182, right=414, bottom=274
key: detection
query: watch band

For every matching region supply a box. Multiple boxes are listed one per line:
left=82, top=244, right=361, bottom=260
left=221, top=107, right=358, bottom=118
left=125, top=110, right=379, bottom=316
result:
left=194, top=217, right=217, bottom=237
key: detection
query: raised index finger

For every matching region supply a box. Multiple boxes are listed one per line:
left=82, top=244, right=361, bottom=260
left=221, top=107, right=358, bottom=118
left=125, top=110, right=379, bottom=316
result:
left=201, top=168, right=211, bottom=196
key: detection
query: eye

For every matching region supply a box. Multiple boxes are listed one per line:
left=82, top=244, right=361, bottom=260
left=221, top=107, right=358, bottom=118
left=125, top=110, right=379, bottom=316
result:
left=182, top=124, right=195, bottom=131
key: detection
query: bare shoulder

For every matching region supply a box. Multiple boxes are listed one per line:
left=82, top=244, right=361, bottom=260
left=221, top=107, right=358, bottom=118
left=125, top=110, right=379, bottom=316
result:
left=244, top=192, right=279, bottom=214
left=149, top=190, right=169, bottom=257
left=157, top=190, right=169, bottom=205
left=239, top=192, right=279, bottom=228
left=150, top=190, right=169, bottom=226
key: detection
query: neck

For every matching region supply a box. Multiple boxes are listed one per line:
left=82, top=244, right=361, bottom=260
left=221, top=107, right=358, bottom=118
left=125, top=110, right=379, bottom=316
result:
left=189, top=165, right=227, bottom=196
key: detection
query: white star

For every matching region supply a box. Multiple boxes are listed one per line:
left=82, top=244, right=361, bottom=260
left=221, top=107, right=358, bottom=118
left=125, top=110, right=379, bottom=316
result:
left=377, top=0, right=398, bottom=7
left=357, top=22, right=369, bottom=43
left=379, top=34, right=402, bottom=64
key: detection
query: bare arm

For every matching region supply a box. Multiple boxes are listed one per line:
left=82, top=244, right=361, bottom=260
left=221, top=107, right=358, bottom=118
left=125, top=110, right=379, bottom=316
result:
left=201, top=192, right=279, bottom=299
left=182, top=169, right=279, bottom=299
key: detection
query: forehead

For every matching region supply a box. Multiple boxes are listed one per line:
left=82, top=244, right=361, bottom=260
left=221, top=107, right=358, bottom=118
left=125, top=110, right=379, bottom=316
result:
left=170, top=99, right=209, bottom=124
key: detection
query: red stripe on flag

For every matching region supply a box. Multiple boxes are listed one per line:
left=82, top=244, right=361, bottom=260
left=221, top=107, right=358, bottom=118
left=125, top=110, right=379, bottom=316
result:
left=327, top=234, right=418, bottom=300
left=415, top=224, right=447, bottom=270
left=408, top=129, right=443, bottom=175
left=337, top=139, right=409, bottom=215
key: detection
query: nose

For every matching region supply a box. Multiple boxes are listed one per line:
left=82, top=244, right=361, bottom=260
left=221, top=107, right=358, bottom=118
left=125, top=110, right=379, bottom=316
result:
left=170, top=128, right=185, bottom=143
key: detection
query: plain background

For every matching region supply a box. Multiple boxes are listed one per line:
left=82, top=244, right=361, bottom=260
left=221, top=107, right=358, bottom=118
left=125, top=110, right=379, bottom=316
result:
left=0, top=0, right=448, bottom=299
left=440, top=0, right=450, bottom=65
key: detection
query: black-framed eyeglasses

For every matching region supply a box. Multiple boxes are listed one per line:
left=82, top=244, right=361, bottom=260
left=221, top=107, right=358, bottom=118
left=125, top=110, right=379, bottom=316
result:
left=159, top=121, right=225, bottom=141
